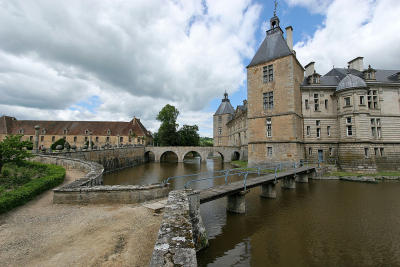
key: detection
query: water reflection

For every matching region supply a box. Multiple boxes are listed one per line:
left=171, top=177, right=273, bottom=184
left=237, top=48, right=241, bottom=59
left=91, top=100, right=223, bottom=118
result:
left=104, top=160, right=400, bottom=266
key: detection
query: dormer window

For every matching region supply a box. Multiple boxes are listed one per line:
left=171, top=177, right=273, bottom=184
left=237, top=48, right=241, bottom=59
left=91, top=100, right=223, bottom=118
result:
left=85, top=129, right=89, bottom=135
left=129, top=129, right=133, bottom=135
left=308, top=71, right=321, bottom=84
left=41, top=128, right=46, bottom=134
left=18, top=128, right=24, bottom=134
left=363, top=65, right=376, bottom=80
left=63, top=128, right=68, bottom=135
left=107, top=129, right=111, bottom=135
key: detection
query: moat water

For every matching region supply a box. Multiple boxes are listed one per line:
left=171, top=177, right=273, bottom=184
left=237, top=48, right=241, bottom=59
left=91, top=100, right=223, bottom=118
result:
left=104, top=159, right=400, bottom=266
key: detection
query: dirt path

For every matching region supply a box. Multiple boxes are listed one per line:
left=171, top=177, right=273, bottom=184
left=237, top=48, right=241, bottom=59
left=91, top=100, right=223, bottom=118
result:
left=0, top=169, right=162, bottom=267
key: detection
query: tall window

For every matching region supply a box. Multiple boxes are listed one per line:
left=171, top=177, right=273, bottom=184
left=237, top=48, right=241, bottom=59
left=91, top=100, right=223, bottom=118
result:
left=368, top=90, right=378, bottom=109
left=40, top=136, right=44, bottom=142
left=371, top=118, right=382, bottom=138
left=120, top=137, right=123, bottom=143
left=263, top=65, right=273, bottom=83
left=306, top=126, right=311, bottom=136
left=74, top=136, right=77, bottom=142
left=314, top=94, right=319, bottom=111
left=267, top=147, right=273, bottom=157
left=347, top=125, right=353, bottom=136
left=308, top=147, right=312, bottom=155
left=329, top=147, right=333, bottom=156
left=266, top=118, right=272, bottom=137
left=380, top=147, right=384, bottom=156
left=344, top=97, right=351, bottom=107
left=52, top=136, right=55, bottom=142
left=316, top=120, right=321, bottom=138
left=327, top=126, right=331, bottom=136
left=96, top=137, right=99, bottom=142
left=218, top=116, right=222, bottom=123
left=364, top=147, right=369, bottom=158
left=263, top=92, right=274, bottom=110
left=218, top=127, right=222, bottom=135
left=106, top=136, right=110, bottom=143
left=359, top=95, right=365, bottom=105
left=305, top=99, right=309, bottom=109
left=325, top=99, right=328, bottom=109
left=29, top=136, right=33, bottom=141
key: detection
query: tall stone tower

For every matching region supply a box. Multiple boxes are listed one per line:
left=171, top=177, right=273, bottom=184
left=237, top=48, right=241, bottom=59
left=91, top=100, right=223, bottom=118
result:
left=247, top=15, right=304, bottom=166
left=213, top=92, right=234, bottom=146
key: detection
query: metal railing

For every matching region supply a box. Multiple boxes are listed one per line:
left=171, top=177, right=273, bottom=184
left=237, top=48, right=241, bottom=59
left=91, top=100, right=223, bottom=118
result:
left=163, top=160, right=313, bottom=191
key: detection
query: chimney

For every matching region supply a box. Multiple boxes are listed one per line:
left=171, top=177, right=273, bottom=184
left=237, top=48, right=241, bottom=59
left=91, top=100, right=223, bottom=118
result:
left=285, top=26, right=293, bottom=51
left=348, top=57, right=364, bottom=71
left=304, top=61, right=315, bottom=77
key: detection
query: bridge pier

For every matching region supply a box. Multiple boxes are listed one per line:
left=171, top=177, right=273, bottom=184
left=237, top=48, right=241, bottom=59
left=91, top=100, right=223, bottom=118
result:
left=282, top=176, right=296, bottom=189
left=295, top=173, right=309, bottom=183
left=260, top=182, right=276, bottom=198
left=187, top=190, right=209, bottom=251
left=227, top=190, right=248, bottom=214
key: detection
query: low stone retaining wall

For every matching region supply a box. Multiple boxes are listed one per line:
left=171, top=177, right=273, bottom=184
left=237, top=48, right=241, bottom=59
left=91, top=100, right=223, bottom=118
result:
left=53, top=184, right=170, bottom=204
left=32, top=154, right=170, bottom=205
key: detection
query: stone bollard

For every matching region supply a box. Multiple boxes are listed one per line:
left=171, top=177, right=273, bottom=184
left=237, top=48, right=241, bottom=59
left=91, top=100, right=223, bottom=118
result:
left=227, top=190, right=249, bottom=214
left=187, top=190, right=209, bottom=251
left=34, top=125, right=40, bottom=153
left=295, top=173, right=309, bottom=183
left=282, top=176, right=296, bottom=189
left=260, top=182, right=276, bottom=198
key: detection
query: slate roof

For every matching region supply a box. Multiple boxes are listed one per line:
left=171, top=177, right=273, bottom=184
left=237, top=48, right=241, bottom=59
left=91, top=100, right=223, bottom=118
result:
left=247, top=27, right=293, bottom=68
left=0, top=116, right=151, bottom=137
left=214, top=100, right=234, bottom=116
left=336, top=74, right=367, bottom=91
left=302, top=68, right=400, bottom=87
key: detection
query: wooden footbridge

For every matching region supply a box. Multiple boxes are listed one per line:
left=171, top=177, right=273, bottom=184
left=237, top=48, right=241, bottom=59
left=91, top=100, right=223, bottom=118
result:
left=164, top=162, right=317, bottom=213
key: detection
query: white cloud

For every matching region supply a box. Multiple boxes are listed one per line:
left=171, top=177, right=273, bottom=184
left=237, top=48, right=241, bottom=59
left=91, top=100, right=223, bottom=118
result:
left=292, top=0, right=400, bottom=73
left=0, top=0, right=261, bottom=136
left=285, top=0, right=333, bottom=14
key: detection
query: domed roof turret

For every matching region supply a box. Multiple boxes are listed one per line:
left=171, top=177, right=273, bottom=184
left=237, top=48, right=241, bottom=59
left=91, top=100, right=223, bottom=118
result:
left=336, top=74, right=367, bottom=91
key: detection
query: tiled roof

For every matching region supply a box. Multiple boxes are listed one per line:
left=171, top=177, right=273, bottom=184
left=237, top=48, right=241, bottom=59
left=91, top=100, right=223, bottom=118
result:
left=214, top=100, right=235, bottom=115
left=0, top=116, right=151, bottom=137
left=336, top=74, right=367, bottom=91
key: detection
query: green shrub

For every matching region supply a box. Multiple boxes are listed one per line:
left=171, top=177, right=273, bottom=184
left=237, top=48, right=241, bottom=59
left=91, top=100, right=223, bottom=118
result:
left=1, top=169, right=10, bottom=177
left=51, top=138, right=66, bottom=150
left=0, top=161, right=65, bottom=214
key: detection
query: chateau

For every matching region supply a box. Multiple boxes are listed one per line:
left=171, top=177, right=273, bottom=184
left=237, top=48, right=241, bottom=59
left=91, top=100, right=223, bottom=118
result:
left=0, top=116, right=153, bottom=149
left=214, top=14, right=400, bottom=171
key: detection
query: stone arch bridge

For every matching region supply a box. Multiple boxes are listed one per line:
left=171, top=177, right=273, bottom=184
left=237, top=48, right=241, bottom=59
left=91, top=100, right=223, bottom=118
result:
left=145, top=146, right=243, bottom=163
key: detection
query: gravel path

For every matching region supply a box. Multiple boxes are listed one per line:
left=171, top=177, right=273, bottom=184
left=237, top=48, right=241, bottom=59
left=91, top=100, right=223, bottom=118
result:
left=0, top=169, right=162, bottom=267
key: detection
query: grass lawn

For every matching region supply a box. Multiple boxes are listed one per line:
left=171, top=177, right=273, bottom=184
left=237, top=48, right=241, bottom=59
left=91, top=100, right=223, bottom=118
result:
left=0, top=161, right=65, bottom=214
left=326, top=171, right=400, bottom=177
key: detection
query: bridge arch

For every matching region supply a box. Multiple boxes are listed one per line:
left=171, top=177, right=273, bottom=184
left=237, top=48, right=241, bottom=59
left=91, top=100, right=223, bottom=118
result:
left=144, top=151, right=155, bottom=162
left=182, top=151, right=202, bottom=162
left=160, top=151, right=179, bottom=162
left=231, top=151, right=241, bottom=161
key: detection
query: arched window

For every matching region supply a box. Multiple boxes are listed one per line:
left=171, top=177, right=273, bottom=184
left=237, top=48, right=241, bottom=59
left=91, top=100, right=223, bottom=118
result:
left=107, top=129, right=111, bottom=135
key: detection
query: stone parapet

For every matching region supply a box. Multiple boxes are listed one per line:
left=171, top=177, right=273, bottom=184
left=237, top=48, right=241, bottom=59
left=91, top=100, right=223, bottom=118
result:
left=150, top=190, right=197, bottom=267
left=32, top=154, right=170, bottom=205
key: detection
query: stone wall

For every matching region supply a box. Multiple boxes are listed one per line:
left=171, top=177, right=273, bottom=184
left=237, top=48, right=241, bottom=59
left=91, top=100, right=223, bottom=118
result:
left=32, top=154, right=170, bottom=204
left=150, top=190, right=197, bottom=266
left=45, top=146, right=145, bottom=172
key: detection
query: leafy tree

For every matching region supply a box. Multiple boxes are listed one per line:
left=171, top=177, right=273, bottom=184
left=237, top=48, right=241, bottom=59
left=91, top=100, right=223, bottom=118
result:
left=156, top=104, right=179, bottom=146
left=200, top=137, right=213, bottom=147
left=0, top=135, right=33, bottom=173
left=51, top=138, right=66, bottom=150
left=178, top=125, right=200, bottom=146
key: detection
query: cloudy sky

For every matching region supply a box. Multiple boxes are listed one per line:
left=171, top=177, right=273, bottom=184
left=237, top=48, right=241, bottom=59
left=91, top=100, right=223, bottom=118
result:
left=1, top=0, right=399, bottom=137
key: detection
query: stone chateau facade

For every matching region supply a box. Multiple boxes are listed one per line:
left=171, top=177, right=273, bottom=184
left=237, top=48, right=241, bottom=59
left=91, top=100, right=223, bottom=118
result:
left=0, top=116, right=153, bottom=149
left=214, top=14, right=400, bottom=171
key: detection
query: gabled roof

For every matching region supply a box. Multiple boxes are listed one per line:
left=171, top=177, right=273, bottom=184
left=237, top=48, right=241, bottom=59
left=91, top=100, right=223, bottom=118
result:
left=247, top=27, right=293, bottom=68
left=0, top=116, right=152, bottom=137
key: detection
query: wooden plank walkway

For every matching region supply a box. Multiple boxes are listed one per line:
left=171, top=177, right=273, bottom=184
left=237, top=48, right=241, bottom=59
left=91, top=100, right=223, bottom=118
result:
left=199, top=166, right=315, bottom=204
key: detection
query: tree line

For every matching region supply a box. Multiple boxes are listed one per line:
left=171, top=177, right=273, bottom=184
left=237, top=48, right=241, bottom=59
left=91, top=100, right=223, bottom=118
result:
left=153, top=104, right=212, bottom=147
